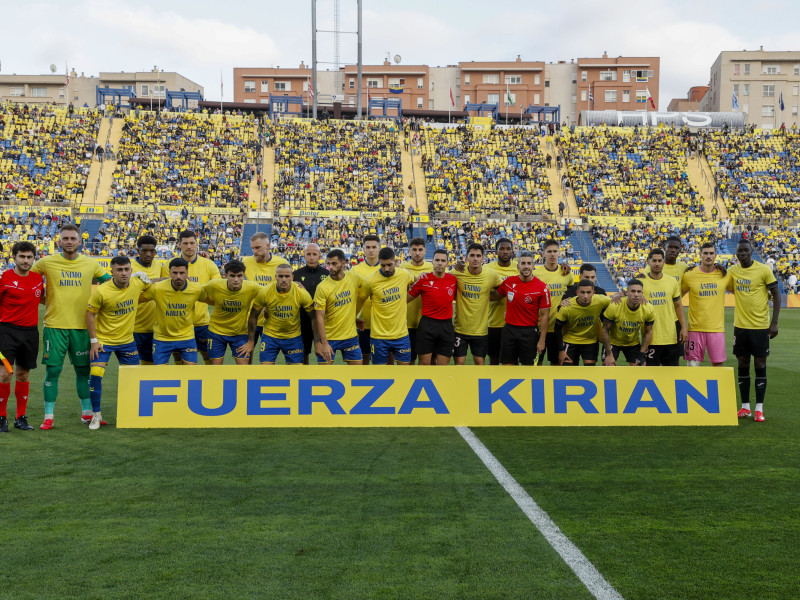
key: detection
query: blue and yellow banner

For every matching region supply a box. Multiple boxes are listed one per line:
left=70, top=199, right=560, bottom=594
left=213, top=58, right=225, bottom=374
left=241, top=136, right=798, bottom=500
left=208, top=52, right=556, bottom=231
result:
left=117, top=366, right=737, bottom=428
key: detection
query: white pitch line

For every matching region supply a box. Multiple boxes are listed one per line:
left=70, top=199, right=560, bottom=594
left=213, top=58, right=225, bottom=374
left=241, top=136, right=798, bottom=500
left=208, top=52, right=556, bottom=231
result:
left=456, top=426, right=624, bottom=600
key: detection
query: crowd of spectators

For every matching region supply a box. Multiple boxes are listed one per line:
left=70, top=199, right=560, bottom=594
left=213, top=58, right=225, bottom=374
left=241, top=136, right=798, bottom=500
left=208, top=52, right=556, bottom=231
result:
left=421, top=125, right=552, bottom=216
left=1, top=104, right=101, bottom=205
left=703, top=128, right=800, bottom=219
left=273, top=120, right=403, bottom=212
left=111, top=111, right=260, bottom=209
left=561, top=126, right=703, bottom=217
left=0, top=208, right=71, bottom=269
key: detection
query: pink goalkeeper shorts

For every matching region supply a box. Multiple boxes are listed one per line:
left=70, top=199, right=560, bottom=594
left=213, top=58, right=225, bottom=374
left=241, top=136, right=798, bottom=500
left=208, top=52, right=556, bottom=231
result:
left=684, top=331, right=726, bottom=364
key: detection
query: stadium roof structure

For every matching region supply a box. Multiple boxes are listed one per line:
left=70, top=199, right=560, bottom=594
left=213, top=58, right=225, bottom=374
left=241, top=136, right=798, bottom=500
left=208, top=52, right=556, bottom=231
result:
left=96, top=86, right=137, bottom=108
left=525, top=105, right=560, bottom=123
left=368, top=97, right=402, bottom=120
left=165, top=90, right=203, bottom=110
left=465, top=103, right=499, bottom=119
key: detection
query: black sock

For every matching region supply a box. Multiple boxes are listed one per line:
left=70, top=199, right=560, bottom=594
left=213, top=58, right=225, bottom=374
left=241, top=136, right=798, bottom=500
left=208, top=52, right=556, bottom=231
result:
left=738, top=366, right=751, bottom=405
left=755, top=367, right=767, bottom=404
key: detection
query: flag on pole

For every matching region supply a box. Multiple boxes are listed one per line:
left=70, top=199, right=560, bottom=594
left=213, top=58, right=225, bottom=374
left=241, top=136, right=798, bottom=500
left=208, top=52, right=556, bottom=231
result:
left=779, top=91, right=785, bottom=111
left=506, top=83, right=514, bottom=106
left=646, top=86, right=656, bottom=110
left=732, top=89, right=739, bottom=111
left=308, top=77, right=314, bottom=100
left=449, top=85, right=455, bottom=107
left=588, top=85, right=594, bottom=105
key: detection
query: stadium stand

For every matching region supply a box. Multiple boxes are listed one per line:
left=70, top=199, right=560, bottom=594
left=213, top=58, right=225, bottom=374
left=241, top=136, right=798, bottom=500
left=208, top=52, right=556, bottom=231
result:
left=273, top=120, right=404, bottom=212
left=0, top=208, right=71, bottom=269
left=110, top=110, right=260, bottom=209
left=421, top=125, right=552, bottom=216
left=561, top=126, right=704, bottom=217
left=0, top=104, right=102, bottom=205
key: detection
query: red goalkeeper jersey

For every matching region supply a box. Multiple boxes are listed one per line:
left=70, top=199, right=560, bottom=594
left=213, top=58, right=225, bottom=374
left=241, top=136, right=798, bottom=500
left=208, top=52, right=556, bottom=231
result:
left=0, top=269, right=44, bottom=327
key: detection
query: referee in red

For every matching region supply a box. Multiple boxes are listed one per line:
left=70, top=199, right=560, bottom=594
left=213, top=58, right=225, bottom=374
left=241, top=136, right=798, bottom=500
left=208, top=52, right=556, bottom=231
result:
left=407, top=249, right=457, bottom=365
left=491, top=251, right=551, bottom=365
left=0, top=242, right=43, bottom=432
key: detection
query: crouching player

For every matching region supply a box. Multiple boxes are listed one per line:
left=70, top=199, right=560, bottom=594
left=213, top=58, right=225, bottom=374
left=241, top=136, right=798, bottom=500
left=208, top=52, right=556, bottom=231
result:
left=601, top=279, right=655, bottom=366
left=555, top=280, right=611, bottom=366
left=85, top=257, right=151, bottom=429
left=249, top=264, right=314, bottom=364
left=203, top=260, right=262, bottom=364
left=141, top=258, right=208, bottom=365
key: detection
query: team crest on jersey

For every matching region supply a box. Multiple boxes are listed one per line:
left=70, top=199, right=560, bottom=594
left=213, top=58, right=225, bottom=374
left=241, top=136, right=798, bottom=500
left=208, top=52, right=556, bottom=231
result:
left=524, top=295, right=533, bottom=304
left=448, top=287, right=454, bottom=296
left=35, top=290, right=42, bottom=297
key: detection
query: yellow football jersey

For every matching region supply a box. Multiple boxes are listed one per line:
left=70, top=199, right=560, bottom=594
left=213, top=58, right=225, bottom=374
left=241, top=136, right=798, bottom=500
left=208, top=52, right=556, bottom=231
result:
left=132, top=258, right=165, bottom=333
left=351, top=260, right=380, bottom=329
left=728, top=262, right=777, bottom=329
left=203, top=279, right=262, bottom=336
left=161, top=255, right=221, bottom=327
left=642, top=273, right=682, bottom=345
left=32, top=253, right=108, bottom=329
left=359, top=268, right=414, bottom=340
left=681, top=268, right=731, bottom=333
left=253, top=282, right=314, bottom=339
left=141, top=280, right=208, bottom=342
left=243, top=254, right=291, bottom=328
left=533, top=265, right=575, bottom=333
left=603, top=300, right=656, bottom=347
left=313, top=271, right=363, bottom=341
left=556, top=295, right=611, bottom=344
left=451, top=267, right=504, bottom=337
left=87, top=278, right=149, bottom=345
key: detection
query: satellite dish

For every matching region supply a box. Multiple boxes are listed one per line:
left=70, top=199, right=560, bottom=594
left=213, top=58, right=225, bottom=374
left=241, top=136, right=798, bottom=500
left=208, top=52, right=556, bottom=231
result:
left=50, top=64, right=57, bottom=73
left=394, top=55, right=401, bottom=64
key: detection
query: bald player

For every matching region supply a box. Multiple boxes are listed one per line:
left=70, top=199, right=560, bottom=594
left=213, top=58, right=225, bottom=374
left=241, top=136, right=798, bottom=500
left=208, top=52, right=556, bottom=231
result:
left=293, top=243, right=329, bottom=364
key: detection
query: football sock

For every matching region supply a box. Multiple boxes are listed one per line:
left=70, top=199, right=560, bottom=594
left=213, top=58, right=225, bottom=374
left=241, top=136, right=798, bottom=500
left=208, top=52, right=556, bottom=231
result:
left=43, top=365, right=63, bottom=416
left=755, top=402, right=764, bottom=413
left=737, top=366, right=751, bottom=406
left=74, top=365, right=92, bottom=413
left=15, top=381, right=29, bottom=418
left=89, top=366, right=105, bottom=413
left=754, top=367, right=767, bottom=404
left=0, top=382, right=9, bottom=417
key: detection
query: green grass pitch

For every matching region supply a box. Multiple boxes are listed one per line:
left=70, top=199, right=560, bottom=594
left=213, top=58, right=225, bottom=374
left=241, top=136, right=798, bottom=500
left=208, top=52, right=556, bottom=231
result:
left=2, top=309, right=798, bottom=599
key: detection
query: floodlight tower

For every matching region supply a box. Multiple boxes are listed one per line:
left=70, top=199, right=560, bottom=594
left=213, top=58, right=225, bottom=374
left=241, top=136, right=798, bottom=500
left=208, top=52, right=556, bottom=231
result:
left=311, top=0, right=362, bottom=119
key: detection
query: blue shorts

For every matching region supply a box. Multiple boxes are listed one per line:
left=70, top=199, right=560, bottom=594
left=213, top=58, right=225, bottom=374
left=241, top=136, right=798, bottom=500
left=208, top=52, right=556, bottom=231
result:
left=194, top=325, right=211, bottom=354
left=316, top=336, right=362, bottom=364
left=153, top=339, right=198, bottom=365
left=260, top=334, right=304, bottom=364
left=133, top=332, right=154, bottom=362
left=209, top=332, right=250, bottom=360
left=94, top=341, right=140, bottom=365
left=371, top=336, right=412, bottom=365
left=358, top=328, right=371, bottom=357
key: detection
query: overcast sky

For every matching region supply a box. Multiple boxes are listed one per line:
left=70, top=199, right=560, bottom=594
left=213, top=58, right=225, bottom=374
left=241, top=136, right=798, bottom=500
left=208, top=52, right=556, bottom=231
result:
left=2, top=0, right=800, bottom=109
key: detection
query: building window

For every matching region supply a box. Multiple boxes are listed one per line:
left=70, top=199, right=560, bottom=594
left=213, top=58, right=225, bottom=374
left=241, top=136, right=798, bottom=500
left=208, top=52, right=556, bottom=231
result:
left=482, top=74, right=500, bottom=85
left=599, top=71, right=617, bottom=82
left=763, top=84, right=775, bottom=97
left=417, top=97, right=423, bottom=108
left=605, top=90, right=618, bottom=102
left=581, top=71, right=587, bottom=82
left=505, top=75, right=521, bottom=85
left=9, top=87, right=24, bottom=97
left=367, top=79, right=380, bottom=88
left=794, top=85, right=799, bottom=96
left=417, top=77, right=423, bottom=89
left=141, top=84, right=149, bottom=96
left=793, top=106, right=799, bottom=116
left=762, top=105, right=775, bottom=117
left=733, top=84, right=739, bottom=95
left=261, top=80, right=269, bottom=93
left=744, top=63, right=750, bottom=75
left=571, top=71, right=577, bottom=84
left=764, top=65, right=780, bottom=75
left=388, top=77, right=405, bottom=87
left=464, top=94, right=470, bottom=104
left=260, top=99, right=270, bottom=104
left=153, top=84, right=165, bottom=96
left=580, top=90, right=587, bottom=102
left=734, top=63, right=740, bottom=76
left=634, top=70, right=649, bottom=82
left=59, top=88, right=65, bottom=98
left=534, top=74, right=540, bottom=85
left=534, top=93, right=540, bottom=104
left=464, top=74, right=470, bottom=84
left=30, top=87, right=47, bottom=97
left=742, top=103, right=748, bottom=114
left=487, top=93, right=500, bottom=104
left=349, top=79, right=354, bottom=89
left=571, top=93, right=577, bottom=104
left=622, top=90, right=630, bottom=103
left=243, top=99, right=256, bottom=104
left=274, top=81, right=290, bottom=91
left=795, top=65, right=800, bottom=76
left=429, top=99, right=434, bottom=109
left=244, top=81, right=255, bottom=93
left=743, top=84, right=749, bottom=96
left=622, top=70, right=631, bottom=83
left=635, top=90, right=647, bottom=104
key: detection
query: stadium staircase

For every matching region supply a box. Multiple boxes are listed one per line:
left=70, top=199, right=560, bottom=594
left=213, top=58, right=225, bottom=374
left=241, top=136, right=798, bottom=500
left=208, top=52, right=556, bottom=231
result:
left=567, top=230, right=619, bottom=291
left=400, top=133, right=419, bottom=212
left=541, top=148, right=578, bottom=217
left=263, top=145, right=276, bottom=211
left=685, top=155, right=729, bottom=220
left=82, top=117, right=124, bottom=208
left=240, top=223, right=273, bottom=255
left=407, top=135, right=428, bottom=213
left=79, top=218, right=104, bottom=253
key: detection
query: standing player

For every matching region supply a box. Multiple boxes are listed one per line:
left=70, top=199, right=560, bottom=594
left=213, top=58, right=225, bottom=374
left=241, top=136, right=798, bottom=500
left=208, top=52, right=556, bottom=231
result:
left=0, top=242, right=43, bottom=432
left=313, top=249, right=365, bottom=365
left=86, top=256, right=150, bottom=430
left=533, top=239, right=575, bottom=365
left=203, top=260, right=262, bottom=365
left=492, top=252, right=550, bottom=366
left=640, top=249, right=687, bottom=366
left=555, top=280, right=611, bottom=366
left=144, top=258, right=209, bottom=365
left=251, top=264, right=314, bottom=364
left=32, top=224, right=111, bottom=429
left=358, top=248, right=415, bottom=365
left=681, top=243, right=731, bottom=367
left=451, top=243, right=503, bottom=366
left=601, top=279, right=655, bottom=366
left=161, top=230, right=221, bottom=364
left=485, top=238, right=518, bottom=365
left=132, top=235, right=163, bottom=365
left=351, top=234, right=381, bottom=364
left=293, top=243, right=328, bottom=364
left=400, top=238, right=433, bottom=364
left=407, top=249, right=457, bottom=365
left=244, top=231, right=290, bottom=361
left=727, top=238, right=780, bottom=422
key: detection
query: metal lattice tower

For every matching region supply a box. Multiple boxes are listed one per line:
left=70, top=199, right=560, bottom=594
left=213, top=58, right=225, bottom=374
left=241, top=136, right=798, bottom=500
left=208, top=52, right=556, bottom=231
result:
left=333, top=0, right=342, bottom=94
